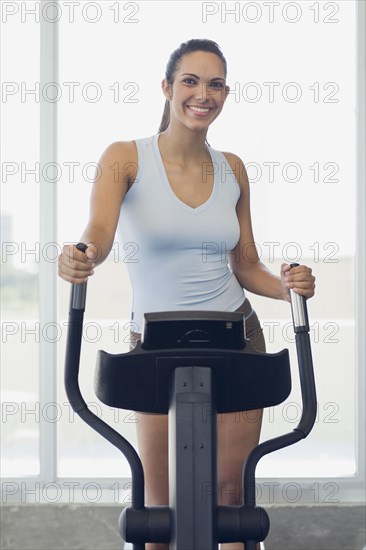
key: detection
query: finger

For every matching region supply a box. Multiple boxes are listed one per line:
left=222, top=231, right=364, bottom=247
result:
left=286, top=266, right=313, bottom=281
left=58, top=265, right=93, bottom=283
left=58, top=271, right=91, bottom=284
left=62, top=244, right=89, bottom=264
left=287, top=273, right=315, bottom=286
left=58, top=255, right=94, bottom=278
left=290, top=279, right=316, bottom=297
left=292, top=287, right=315, bottom=298
left=61, top=245, right=96, bottom=268
left=85, top=243, right=99, bottom=261
left=61, top=262, right=94, bottom=277
left=288, top=275, right=315, bottom=288
left=289, top=264, right=311, bottom=274
left=288, top=274, right=314, bottom=285
left=58, top=255, right=94, bottom=274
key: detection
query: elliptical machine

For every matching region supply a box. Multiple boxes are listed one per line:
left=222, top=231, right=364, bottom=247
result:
left=64, top=243, right=317, bottom=550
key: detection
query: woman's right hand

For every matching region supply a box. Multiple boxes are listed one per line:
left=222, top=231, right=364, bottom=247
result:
left=58, top=243, right=98, bottom=284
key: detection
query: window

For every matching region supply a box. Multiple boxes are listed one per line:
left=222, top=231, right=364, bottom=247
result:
left=1, top=0, right=364, bottom=504
left=1, top=10, right=40, bottom=477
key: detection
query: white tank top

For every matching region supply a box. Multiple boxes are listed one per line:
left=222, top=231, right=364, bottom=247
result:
left=118, top=134, right=246, bottom=333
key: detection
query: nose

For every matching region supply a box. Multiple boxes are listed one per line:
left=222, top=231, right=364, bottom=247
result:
left=194, top=83, right=209, bottom=102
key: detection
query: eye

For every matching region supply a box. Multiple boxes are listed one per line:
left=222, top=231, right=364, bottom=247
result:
left=183, top=78, right=196, bottom=85
left=209, top=81, right=224, bottom=89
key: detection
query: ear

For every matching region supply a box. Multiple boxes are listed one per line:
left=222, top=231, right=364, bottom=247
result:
left=161, top=79, right=172, bottom=101
left=223, top=84, right=230, bottom=102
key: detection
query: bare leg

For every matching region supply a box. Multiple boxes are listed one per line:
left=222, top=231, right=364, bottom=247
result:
left=135, top=412, right=169, bottom=550
left=216, top=299, right=266, bottom=550
left=132, top=302, right=265, bottom=550
left=217, top=409, right=263, bottom=550
left=130, top=328, right=169, bottom=550
left=135, top=409, right=262, bottom=550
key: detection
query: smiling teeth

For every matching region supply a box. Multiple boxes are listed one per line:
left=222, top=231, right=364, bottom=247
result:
left=189, top=106, right=210, bottom=112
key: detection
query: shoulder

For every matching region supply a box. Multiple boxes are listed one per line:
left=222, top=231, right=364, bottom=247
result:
left=104, top=139, right=138, bottom=162
left=101, top=139, right=139, bottom=185
left=220, top=151, right=249, bottom=195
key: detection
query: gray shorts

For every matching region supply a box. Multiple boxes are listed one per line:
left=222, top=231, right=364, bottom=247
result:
left=129, top=298, right=266, bottom=353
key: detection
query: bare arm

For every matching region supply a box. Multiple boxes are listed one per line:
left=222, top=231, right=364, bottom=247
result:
left=58, top=140, right=137, bottom=283
left=224, top=152, right=315, bottom=301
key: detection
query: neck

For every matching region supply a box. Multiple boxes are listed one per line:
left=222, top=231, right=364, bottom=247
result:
left=158, top=122, right=209, bottom=164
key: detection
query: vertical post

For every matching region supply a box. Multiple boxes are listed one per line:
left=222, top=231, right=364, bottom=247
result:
left=357, top=0, right=366, bottom=493
left=39, top=1, right=58, bottom=484
left=169, top=366, right=218, bottom=549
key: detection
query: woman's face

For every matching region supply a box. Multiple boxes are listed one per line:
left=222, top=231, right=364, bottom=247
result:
left=162, top=50, right=230, bottom=132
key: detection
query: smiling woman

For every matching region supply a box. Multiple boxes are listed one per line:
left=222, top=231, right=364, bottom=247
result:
left=163, top=53, right=228, bottom=129
left=58, top=37, right=315, bottom=550
left=0, top=1, right=362, bottom=549
left=158, top=39, right=229, bottom=135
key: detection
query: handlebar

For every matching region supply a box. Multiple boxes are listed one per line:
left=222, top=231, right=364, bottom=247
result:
left=64, top=241, right=145, bottom=547
left=69, top=242, right=88, bottom=311
left=243, top=262, right=317, bottom=506
left=64, top=247, right=317, bottom=547
left=289, top=262, right=310, bottom=332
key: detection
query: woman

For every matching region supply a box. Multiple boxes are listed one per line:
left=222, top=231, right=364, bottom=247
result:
left=58, top=39, right=315, bottom=550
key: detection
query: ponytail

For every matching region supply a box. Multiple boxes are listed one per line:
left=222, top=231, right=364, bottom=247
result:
left=158, top=99, right=170, bottom=134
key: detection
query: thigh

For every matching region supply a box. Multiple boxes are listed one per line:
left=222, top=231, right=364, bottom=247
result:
left=217, top=299, right=265, bottom=503
left=130, top=332, right=169, bottom=504
left=129, top=304, right=266, bottom=505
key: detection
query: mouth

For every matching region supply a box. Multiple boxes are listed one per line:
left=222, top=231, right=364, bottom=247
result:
left=186, top=105, right=213, bottom=116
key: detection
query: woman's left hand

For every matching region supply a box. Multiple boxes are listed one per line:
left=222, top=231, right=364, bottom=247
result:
left=280, top=263, right=316, bottom=302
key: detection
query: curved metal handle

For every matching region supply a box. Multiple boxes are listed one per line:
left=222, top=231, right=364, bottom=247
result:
left=289, top=263, right=309, bottom=332
left=70, top=242, right=88, bottom=311
left=64, top=241, right=146, bottom=525
left=244, top=262, right=317, bottom=507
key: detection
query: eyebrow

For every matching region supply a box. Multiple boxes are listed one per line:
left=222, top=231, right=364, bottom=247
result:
left=181, top=73, right=225, bottom=81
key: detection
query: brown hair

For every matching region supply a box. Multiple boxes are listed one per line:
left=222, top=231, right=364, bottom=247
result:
left=158, top=39, right=227, bottom=133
